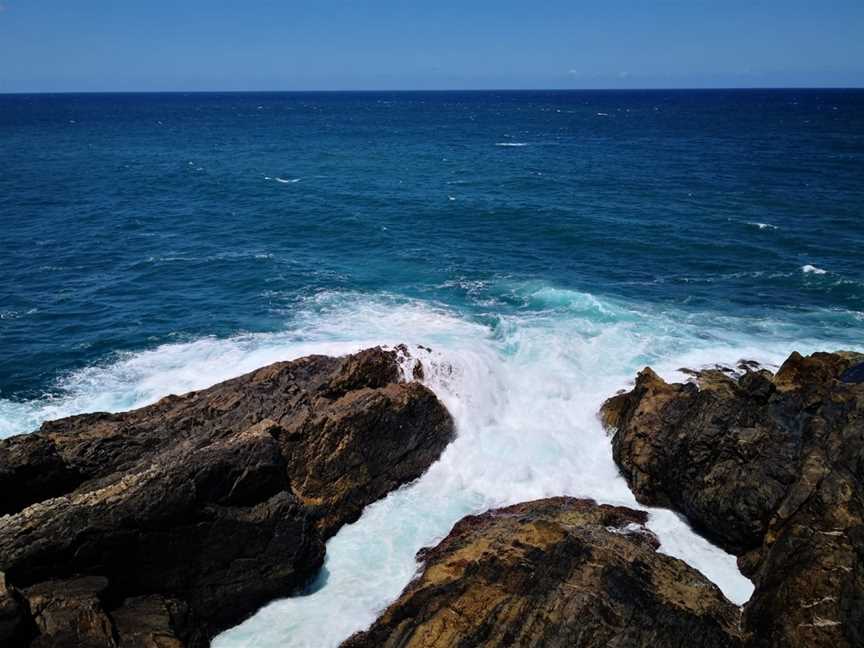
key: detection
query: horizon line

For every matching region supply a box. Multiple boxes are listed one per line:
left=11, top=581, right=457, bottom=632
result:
left=2, top=85, right=863, bottom=96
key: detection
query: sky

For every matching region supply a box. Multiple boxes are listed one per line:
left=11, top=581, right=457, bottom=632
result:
left=1, top=1, right=863, bottom=92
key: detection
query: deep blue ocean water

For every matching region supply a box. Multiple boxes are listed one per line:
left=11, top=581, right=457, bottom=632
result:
left=2, top=90, right=863, bottom=646
left=2, top=90, right=863, bottom=403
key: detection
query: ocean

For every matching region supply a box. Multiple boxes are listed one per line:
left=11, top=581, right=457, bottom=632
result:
left=1, top=89, right=863, bottom=646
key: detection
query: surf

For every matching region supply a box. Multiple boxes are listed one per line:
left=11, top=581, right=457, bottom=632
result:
left=5, top=288, right=851, bottom=647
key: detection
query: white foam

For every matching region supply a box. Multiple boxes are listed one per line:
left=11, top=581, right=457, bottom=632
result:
left=747, top=222, right=779, bottom=230
left=6, top=290, right=841, bottom=647
left=274, top=177, right=301, bottom=184
left=214, top=294, right=779, bottom=647
left=495, top=142, right=529, bottom=147
left=0, top=295, right=481, bottom=438
left=802, top=264, right=827, bottom=275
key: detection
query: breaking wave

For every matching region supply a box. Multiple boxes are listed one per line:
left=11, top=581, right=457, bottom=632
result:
left=3, top=288, right=854, bottom=647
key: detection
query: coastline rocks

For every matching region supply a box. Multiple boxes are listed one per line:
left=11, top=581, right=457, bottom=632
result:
left=0, top=347, right=454, bottom=647
left=22, top=577, right=119, bottom=648
left=601, top=350, right=864, bottom=647
left=342, top=497, right=743, bottom=648
left=0, top=573, right=30, bottom=646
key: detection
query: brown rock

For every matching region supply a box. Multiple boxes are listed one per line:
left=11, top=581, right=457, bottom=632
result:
left=111, top=595, right=201, bottom=648
left=601, top=364, right=790, bottom=554
left=342, top=497, right=743, bottom=648
left=0, top=347, right=454, bottom=647
left=602, top=350, right=864, bottom=648
left=23, top=577, right=116, bottom=648
left=1, top=572, right=31, bottom=647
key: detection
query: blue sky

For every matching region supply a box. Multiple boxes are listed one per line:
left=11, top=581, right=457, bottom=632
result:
left=1, top=1, right=863, bottom=92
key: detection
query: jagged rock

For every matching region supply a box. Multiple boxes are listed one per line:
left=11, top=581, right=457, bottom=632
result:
left=602, top=350, right=864, bottom=648
left=1, top=572, right=30, bottom=647
left=600, top=363, right=790, bottom=554
left=23, top=576, right=117, bottom=648
left=0, top=347, right=454, bottom=647
left=111, top=595, right=200, bottom=648
left=342, top=497, right=743, bottom=648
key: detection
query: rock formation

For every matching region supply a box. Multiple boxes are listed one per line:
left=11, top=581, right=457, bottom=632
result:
left=0, top=347, right=454, bottom=647
left=6, top=342, right=862, bottom=648
left=601, top=350, right=864, bottom=648
left=342, top=497, right=743, bottom=648
left=0, top=572, right=30, bottom=646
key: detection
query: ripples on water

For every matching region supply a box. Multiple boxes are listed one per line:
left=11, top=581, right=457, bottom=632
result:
left=1, top=90, right=863, bottom=646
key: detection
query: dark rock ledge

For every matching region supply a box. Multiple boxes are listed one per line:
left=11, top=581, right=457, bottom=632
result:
left=601, top=350, right=864, bottom=648
left=0, top=347, right=454, bottom=648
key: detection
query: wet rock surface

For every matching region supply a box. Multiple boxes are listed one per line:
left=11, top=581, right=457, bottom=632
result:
left=342, top=497, right=743, bottom=648
left=602, top=350, right=864, bottom=648
left=0, top=347, right=454, bottom=647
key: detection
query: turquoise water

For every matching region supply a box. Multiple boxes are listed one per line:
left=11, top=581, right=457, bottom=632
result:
left=2, top=90, right=863, bottom=645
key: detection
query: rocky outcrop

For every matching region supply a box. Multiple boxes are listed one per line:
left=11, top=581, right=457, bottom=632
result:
left=1, top=573, right=30, bottom=646
left=602, top=350, right=864, bottom=648
left=0, top=347, right=454, bottom=647
left=342, top=497, right=743, bottom=648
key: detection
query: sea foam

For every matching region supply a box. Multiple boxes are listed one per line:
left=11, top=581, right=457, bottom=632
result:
left=214, top=291, right=787, bottom=647
left=4, top=290, right=844, bottom=647
left=802, top=264, right=827, bottom=274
